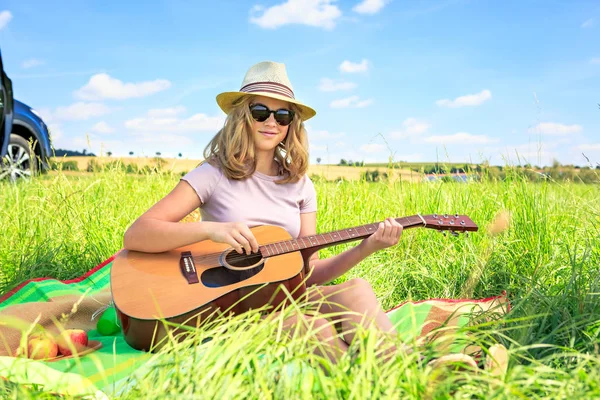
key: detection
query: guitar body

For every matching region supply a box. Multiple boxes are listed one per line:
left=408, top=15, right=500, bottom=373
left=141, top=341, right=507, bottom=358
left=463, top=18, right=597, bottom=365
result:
left=111, top=213, right=478, bottom=352
left=111, top=225, right=307, bottom=351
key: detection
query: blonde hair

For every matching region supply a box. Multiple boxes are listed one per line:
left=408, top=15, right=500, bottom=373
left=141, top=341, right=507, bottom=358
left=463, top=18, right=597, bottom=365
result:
left=203, top=95, right=309, bottom=184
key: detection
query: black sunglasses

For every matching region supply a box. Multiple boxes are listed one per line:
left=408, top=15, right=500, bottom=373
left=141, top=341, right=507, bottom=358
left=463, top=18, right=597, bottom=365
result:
left=249, top=103, right=295, bottom=126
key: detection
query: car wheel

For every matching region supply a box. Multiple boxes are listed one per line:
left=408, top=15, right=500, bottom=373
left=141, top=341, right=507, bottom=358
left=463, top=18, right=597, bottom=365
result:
left=0, top=134, right=37, bottom=182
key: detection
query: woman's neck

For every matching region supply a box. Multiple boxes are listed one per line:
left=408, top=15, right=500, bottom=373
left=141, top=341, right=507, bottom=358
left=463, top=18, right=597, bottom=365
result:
left=254, top=150, right=278, bottom=176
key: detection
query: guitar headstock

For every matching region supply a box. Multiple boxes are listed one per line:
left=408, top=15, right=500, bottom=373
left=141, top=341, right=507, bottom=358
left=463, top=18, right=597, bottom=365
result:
left=421, top=214, right=478, bottom=234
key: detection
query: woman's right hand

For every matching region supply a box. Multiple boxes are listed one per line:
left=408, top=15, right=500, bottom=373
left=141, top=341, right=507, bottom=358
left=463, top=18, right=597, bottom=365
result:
left=203, top=221, right=259, bottom=254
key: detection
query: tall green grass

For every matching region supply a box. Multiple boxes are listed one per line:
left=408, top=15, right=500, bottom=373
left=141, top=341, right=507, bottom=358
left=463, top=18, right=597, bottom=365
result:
left=1, top=168, right=599, bottom=399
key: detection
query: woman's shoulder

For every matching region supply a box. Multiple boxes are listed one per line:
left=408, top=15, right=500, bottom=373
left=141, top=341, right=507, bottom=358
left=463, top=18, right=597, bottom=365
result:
left=180, top=159, right=226, bottom=204
left=296, top=172, right=316, bottom=195
left=181, top=158, right=224, bottom=184
left=190, top=158, right=223, bottom=175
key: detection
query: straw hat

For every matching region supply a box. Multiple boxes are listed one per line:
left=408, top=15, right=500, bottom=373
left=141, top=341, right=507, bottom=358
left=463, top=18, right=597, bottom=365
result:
left=216, top=61, right=316, bottom=121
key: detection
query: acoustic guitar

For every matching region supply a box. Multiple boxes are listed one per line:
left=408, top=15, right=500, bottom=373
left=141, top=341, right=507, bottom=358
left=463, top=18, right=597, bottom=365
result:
left=111, top=214, right=478, bottom=351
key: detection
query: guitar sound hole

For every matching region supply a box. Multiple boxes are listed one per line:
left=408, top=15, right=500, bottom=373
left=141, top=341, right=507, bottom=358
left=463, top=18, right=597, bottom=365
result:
left=201, top=263, right=265, bottom=288
left=225, top=252, right=263, bottom=269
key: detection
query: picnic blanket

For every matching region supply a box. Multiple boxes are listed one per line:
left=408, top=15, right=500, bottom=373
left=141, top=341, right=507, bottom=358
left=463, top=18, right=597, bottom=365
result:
left=0, top=251, right=509, bottom=398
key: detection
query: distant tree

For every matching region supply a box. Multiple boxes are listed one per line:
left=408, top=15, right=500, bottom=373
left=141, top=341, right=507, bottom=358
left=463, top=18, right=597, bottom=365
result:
left=156, top=152, right=161, bottom=157
left=53, top=148, right=96, bottom=157
left=340, top=159, right=347, bottom=166
left=316, top=157, right=321, bottom=164
left=129, top=151, right=134, bottom=156
left=107, top=151, right=112, bottom=157
left=178, top=153, right=183, bottom=158
left=82, top=149, right=87, bottom=156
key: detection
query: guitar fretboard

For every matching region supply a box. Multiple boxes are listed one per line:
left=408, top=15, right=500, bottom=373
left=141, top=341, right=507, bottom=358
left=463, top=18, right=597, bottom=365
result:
left=259, top=215, right=424, bottom=258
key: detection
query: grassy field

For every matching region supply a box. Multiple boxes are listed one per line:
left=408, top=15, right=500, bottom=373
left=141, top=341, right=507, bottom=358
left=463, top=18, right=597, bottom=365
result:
left=1, top=168, right=599, bottom=398
left=51, top=156, right=424, bottom=182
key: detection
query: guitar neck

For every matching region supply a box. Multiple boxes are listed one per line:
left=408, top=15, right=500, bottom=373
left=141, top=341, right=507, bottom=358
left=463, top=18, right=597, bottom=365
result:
left=258, top=215, right=426, bottom=258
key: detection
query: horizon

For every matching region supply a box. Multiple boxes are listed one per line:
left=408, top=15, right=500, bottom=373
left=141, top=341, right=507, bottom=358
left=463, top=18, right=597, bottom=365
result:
left=0, top=1, right=599, bottom=167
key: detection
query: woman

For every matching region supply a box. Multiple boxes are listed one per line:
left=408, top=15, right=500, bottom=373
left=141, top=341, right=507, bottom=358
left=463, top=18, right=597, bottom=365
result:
left=123, top=61, right=404, bottom=362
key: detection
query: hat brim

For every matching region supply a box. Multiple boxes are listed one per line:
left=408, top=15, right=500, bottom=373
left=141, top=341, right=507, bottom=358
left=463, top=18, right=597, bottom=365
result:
left=216, top=91, right=316, bottom=121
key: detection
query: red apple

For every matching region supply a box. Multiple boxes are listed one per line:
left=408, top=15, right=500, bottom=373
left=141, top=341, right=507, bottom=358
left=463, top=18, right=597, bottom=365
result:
left=27, top=334, right=59, bottom=360
left=56, top=329, right=89, bottom=356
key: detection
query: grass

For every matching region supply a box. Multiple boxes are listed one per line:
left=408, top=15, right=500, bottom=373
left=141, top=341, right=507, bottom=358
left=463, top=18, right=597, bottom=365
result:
left=0, top=166, right=599, bottom=399
left=50, top=156, right=424, bottom=182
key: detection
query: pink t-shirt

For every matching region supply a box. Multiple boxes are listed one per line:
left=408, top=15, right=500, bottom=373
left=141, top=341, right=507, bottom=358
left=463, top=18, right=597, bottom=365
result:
left=181, top=162, right=317, bottom=238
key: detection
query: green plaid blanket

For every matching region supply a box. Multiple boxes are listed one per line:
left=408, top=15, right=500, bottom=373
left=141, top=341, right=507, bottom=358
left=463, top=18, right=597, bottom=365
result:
left=0, top=253, right=508, bottom=398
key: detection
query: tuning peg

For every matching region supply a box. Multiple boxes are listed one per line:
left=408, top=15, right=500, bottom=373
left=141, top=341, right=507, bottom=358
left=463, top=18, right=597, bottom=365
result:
left=450, top=230, right=459, bottom=237
left=441, top=231, right=447, bottom=236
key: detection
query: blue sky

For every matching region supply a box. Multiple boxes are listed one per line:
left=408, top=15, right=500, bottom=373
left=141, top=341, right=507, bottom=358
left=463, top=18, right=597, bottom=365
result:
left=0, top=0, right=599, bottom=166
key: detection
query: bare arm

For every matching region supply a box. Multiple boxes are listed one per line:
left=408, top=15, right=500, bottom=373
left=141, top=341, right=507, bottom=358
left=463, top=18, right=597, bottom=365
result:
left=123, top=181, right=208, bottom=252
left=306, top=241, right=375, bottom=286
left=123, top=180, right=260, bottom=254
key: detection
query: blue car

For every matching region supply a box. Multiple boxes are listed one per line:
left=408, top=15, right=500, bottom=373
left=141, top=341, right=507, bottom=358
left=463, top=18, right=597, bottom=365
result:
left=1, top=48, right=52, bottom=181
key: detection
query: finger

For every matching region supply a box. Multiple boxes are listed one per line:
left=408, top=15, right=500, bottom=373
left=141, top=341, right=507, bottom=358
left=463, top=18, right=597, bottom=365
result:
left=227, top=234, right=244, bottom=254
left=232, top=231, right=251, bottom=254
left=390, top=219, right=401, bottom=239
left=375, top=222, right=385, bottom=240
left=383, top=219, right=392, bottom=239
left=239, top=225, right=260, bottom=253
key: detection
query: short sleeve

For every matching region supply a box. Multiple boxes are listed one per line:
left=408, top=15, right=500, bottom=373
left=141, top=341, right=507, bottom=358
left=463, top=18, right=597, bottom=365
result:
left=299, top=175, right=317, bottom=213
left=180, top=162, right=223, bottom=205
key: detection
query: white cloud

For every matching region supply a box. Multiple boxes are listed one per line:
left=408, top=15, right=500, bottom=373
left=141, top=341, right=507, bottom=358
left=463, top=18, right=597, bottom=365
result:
left=581, top=18, right=595, bottom=28
left=353, top=0, right=388, bottom=14
left=330, top=95, right=373, bottom=109
left=389, top=118, right=431, bottom=139
left=249, top=0, right=342, bottom=30
left=310, top=143, right=328, bottom=152
left=528, top=122, right=583, bottom=136
left=493, top=143, right=558, bottom=166
left=53, top=102, right=112, bottom=121
left=67, top=134, right=126, bottom=157
left=424, top=132, right=498, bottom=144
left=47, top=124, right=63, bottom=142
left=147, top=106, right=187, bottom=117
left=318, top=78, right=357, bottom=92
left=128, top=133, right=195, bottom=146
left=436, top=89, right=492, bottom=108
left=91, top=121, right=114, bottom=134
left=355, top=98, right=373, bottom=108
left=360, top=143, right=386, bottom=153
left=576, top=143, right=600, bottom=150
left=21, top=59, right=45, bottom=69
left=74, top=73, right=171, bottom=101
left=307, top=127, right=346, bottom=140
left=591, top=58, right=600, bottom=65
left=339, top=59, right=369, bottom=73
left=0, top=10, right=12, bottom=30
left=125, top=109, right=224, bottom=132
left=395, top=153, right=423, bottom=162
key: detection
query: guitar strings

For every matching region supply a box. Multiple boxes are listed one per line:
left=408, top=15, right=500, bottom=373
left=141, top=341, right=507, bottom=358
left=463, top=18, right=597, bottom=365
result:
left=189, top=231, right=376, bottom=265
left=186, top=218, right=423, bottom=264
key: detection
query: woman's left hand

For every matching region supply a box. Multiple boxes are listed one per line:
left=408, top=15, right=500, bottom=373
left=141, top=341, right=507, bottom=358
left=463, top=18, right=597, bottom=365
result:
left=362, top=217, right=403, bottom=254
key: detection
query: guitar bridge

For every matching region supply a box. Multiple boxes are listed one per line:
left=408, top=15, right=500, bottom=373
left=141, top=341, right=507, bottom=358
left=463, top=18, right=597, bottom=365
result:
left=180, top=251, right=199, bottom=284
